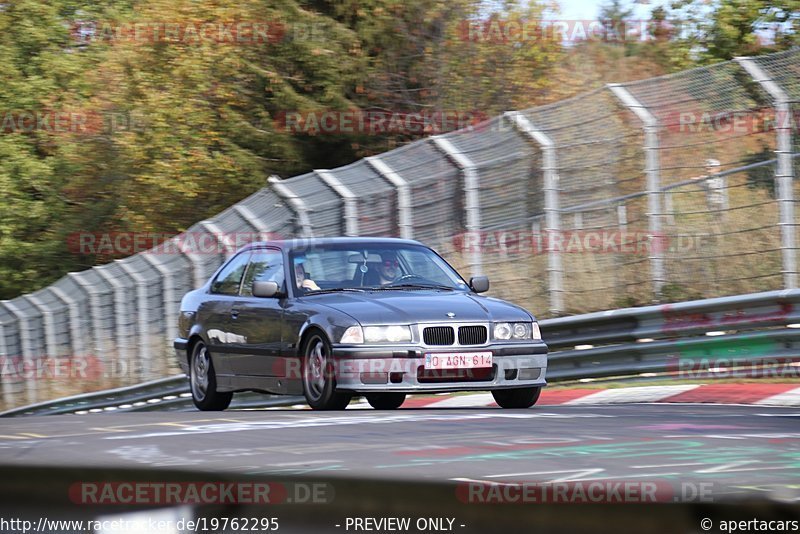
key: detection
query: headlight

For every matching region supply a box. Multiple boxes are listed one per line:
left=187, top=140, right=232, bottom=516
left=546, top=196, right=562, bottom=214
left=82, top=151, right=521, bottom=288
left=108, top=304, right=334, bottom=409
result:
left=513, top=323, right=530, bottom=339
left=362, top=325, right=412, bottom=343
left=493, top=322, right=535, bottom=340
left=340, top=326, right=364, bottom=344
left=493, top=323, right=512, bottom=340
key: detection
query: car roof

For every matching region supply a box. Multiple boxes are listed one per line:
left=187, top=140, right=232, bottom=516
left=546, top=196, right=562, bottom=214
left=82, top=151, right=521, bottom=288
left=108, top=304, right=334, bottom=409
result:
left=241, top=237, right=425, bottom=252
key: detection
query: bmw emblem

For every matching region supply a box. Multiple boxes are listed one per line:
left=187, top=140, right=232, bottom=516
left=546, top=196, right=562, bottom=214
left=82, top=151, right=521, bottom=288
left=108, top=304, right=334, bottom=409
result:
left=447, top=312, right=456, bottom=318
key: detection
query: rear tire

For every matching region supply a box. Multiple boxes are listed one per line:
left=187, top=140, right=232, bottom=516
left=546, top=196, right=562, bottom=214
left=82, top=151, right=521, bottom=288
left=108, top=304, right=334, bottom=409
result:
left=366, top=393, right=406, bottom=410
left=491, top=386, right=541, bottom=409
left=190, top=340, right=232, bottom=411
left=302, top=333, right=352, bottom=410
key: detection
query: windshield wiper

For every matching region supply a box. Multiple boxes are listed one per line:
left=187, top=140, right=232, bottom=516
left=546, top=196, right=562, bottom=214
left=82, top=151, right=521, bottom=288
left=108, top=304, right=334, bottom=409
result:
left=379, top=283, right=457, bottom=291
left=304, top=288, right=365, bottom=295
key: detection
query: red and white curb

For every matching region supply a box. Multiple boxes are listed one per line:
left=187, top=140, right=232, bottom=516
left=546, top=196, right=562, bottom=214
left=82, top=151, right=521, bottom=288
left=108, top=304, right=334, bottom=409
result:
left=346, top=383, right=800, bottom=409
left=248, top=383, right=800, bottom=411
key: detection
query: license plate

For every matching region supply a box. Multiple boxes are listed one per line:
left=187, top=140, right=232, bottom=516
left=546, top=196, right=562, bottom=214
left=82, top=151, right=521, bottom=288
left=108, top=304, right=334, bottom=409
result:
left=424, top=352, right=492, bottom=370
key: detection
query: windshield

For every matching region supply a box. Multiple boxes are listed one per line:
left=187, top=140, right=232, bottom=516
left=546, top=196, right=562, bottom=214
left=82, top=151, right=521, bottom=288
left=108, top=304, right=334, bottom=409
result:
left=289, top=243, right=469, bottom=293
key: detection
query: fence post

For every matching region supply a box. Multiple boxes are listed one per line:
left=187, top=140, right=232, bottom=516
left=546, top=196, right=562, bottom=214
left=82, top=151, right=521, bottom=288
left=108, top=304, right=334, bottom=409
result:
left=68, top=272, right=110, bottom=359
left=116, top=260, right=152, bottom=375
left=142, top=254, right=179, bottom=344
left=94, top=265, right=136, bottom=366
left=0, top=308, right=14, bottom=405
left=49, top=285, right=86, bottom=358
left=268, top=176, right=314, bottom=238
left=1, top=300, right=38, bottom=402
left=232, top=204, right=277, bottom=240
left=736, top=57, right=797, bottom=289
left=431, top=136, right=483, bottom=277
left=607, top=84, right=665, bottom=298
left=617, top=204, right=628, bottom=230
left=505, top=111, right=564, bottom=316
left=25, top=294, right=58, bottom=360
left=316, top=170, right=359, bottom=237
left=200, top=220, right=236, bottom=259
left=366, top=156, right=414, bottom=239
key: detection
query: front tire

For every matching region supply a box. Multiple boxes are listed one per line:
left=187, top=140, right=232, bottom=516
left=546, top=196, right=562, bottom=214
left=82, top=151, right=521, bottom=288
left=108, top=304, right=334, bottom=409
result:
left=491, top=386, right=541, bottom=409
left=366, top=393, right=406, bottom=410
left=302, top=333, right=351, bottom=410
left=190, top=341, right=232, bottom=411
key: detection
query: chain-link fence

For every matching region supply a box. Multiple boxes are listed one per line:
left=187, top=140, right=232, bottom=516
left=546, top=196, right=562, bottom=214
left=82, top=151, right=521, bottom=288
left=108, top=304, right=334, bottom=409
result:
left=1, top=48, right=798, bottom=409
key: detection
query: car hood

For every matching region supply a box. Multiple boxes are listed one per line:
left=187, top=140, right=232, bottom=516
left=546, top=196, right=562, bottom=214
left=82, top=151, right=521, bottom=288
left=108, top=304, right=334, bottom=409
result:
left=307, top=290, right=533, bottom=325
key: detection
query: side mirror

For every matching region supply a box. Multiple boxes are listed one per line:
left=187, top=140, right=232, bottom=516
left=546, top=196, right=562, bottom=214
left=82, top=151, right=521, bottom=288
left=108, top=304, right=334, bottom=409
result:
left=469, top=276, right=489, bottom=293
left=252, top=281, right=280, bottom=298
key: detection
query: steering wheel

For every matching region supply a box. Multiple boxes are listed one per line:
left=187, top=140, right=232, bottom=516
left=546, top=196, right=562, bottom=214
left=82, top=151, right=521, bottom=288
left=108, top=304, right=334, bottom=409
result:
left=390, top=274, right=426, bottom=284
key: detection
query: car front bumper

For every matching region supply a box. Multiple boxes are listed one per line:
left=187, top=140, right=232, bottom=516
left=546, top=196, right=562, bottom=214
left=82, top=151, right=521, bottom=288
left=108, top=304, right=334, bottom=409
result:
left=330, top=342, right=548, bottom=393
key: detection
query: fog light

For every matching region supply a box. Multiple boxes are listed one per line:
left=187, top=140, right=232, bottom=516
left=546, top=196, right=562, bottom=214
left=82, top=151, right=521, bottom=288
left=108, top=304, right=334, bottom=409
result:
left=360, top=372, right=388, bottom=384
left=504, top=369, right=518, bottom=380
left=390, top=372, right=403, bottom=383
left=518, top=368, right=541, bottom=380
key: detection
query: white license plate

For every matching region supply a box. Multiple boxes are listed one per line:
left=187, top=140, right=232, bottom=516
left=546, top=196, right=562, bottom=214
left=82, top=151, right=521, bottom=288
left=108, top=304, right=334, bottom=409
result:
left=424, top=352, right=493, bottom=370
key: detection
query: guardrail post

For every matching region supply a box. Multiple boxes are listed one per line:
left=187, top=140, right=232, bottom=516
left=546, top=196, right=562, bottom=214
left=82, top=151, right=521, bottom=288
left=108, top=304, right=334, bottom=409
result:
left=431, top=136, right=483, bottom=276
left=316, top=170, right=359, bottom=237
left=366, top=156, right=414, bottom=239
left=736, top=57, right=797, bottom=289
left=505, top=111, right=564, bottom=315
left=607, top=84, right=666, bottom=298
left=268, top=176, right=314, bottom=238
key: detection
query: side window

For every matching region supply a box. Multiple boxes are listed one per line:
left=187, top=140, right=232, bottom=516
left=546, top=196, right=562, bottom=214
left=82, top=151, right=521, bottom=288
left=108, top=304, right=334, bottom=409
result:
left=210, top=252, right=251, bottom=295
left=241, top=250, right=285, bottom=297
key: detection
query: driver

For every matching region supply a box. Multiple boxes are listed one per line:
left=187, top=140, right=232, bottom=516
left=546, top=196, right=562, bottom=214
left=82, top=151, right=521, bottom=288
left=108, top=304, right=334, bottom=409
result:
left=377, top=251, right=401, bottom=285
left=294, top=257, right=321, bottom=292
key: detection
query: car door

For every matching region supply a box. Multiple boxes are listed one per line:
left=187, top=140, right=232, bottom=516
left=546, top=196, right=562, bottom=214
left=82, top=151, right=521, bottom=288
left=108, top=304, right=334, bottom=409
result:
left=202, top=250, right=252, bottom=375
left=226, top=248, right=285, bottom=377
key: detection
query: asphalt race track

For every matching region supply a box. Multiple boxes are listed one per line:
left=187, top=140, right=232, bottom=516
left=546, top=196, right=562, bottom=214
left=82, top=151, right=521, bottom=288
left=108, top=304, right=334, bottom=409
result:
left=1, top=403, right=799, bottom=500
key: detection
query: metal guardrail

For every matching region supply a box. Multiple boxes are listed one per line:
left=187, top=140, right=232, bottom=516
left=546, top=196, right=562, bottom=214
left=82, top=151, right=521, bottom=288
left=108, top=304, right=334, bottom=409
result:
left=2, top=288, right=798, bottom=416
left=0, top=375, right=304, bottom=417
left=542, top=288, right=800, bottom=380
